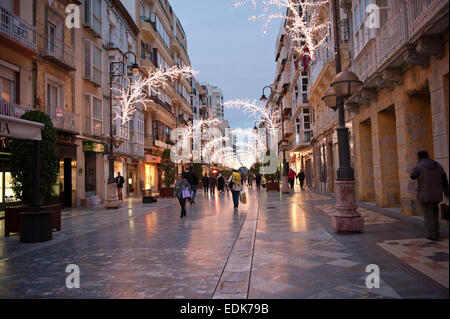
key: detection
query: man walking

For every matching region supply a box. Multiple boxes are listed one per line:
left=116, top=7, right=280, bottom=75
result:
left=298, top=169, right=306, bottom=190
left=209, top=173, right=217, bottom=195
left=186, top=166, right=199, bottom=204
left=115, top=172, right=125, bottom=201
left=410, top=151, right=449, bottom=241
left=202, top=173, right=209, bottom=194
left=255, top=173, right=262, bottom=192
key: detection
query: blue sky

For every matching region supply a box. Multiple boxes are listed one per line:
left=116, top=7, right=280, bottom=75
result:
left=170, top=0, right=279, bottom=129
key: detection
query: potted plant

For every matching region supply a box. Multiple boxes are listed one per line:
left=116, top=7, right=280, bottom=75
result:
left=159, top=149, right=176, bottom=198
left=5, top=110, right=61, bottom=237
left=262, top=151, right=280, bottom=192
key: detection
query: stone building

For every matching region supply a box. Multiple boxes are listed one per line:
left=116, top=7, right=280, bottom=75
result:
left=34, top=0, right=80, bottom=208
left=342, top=0, right=449, bottom=215
left=0, top=0, right=37, bottom=209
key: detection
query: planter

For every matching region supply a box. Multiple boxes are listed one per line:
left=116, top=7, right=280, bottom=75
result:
left=20, top=211, right=53, bottom=243
left=4, top=204, right=62, bottom=236
left=266, top=182, right=280, bottom=192
left=160, top=187, right=174, bottom=198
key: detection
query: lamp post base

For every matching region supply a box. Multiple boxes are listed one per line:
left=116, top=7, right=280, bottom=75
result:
left=104, top=183, right=121, bottom=209
left=281, top=175, right=291, bottom=194
left=332, top=180, right=364, bottom=232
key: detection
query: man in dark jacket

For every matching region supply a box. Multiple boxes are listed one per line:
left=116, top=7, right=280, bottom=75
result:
left=410, top=151, right=449, bottom=241
left=115, top=172, right=125, bottom=201
left=202, top=174, right=209, bottom=194
left=298, top=170, right=306, bottom=190
left=185, top=166, right=199, bottom=204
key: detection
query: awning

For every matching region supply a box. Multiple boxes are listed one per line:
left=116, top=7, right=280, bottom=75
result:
left=0, top=115, right=44, bottom=141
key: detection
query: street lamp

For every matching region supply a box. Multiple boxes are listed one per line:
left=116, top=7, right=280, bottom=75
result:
left=104, top=51, right=139, bottom=209
left=320, top=0, right=364, bottom=232
left=260, top=85, right=291, bottom=194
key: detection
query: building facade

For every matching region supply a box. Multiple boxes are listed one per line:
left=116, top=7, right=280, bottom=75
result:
left=343, top=0, right=449, bottom=215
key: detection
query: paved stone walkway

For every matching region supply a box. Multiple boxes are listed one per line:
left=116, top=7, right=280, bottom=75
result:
left=0, top=187, right=448, bottom=298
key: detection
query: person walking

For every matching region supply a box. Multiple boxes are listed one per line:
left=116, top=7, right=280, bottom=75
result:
left=248, top=173, right=253, bottom=188
left=228, top=170, right=243, bottom=209
left=298, top=169, right=306, bottom=190
left=115, top=172, right=125, bottom=201
left=209, top=174, right=217, bottom=195
left=202, top=174, right=209, bottom=194
left=255, top=173, right=262, bottom=192
left=217, top=174, right=225, bottom=193
left=174, top=174, right=192, bottom=218
left=288, top=168, right=297, bottom=189
left=185, top=166, right=199, bottom=204
left=410, top=151, right=449, bottom=241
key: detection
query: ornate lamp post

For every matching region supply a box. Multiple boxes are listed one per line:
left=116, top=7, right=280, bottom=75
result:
left=260, top=86, right=291, bottom=194
left=321, top=0, right=364, bottom=232
left=104, top=51, right=139, bottom=209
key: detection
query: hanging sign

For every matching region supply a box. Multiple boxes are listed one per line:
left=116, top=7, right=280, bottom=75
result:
left=0, top=115, right=43, bottom=141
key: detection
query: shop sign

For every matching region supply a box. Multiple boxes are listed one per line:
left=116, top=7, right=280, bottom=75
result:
left=83, top=141, right=105, bottom=153
left=56, top=108, right=63, bottom=118
left=0, top=115, right=43, bottom=141
left=145, top=154, right=161, bottom=164
left=154, top=140, right=168, bottom=149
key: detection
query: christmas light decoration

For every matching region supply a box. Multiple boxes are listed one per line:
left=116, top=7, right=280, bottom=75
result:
left=233, top=0, right=332, bottom=60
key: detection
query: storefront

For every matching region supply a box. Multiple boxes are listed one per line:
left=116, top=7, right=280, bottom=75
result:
left=83, top=141, right=105, bottom=198
left=58, top=136, right=77, bottom=208
left=0, top=115, right=44, bottom=212
left=0, top=138, right=19, bottom=211
left=143, top=154, right=160, bottom=195
left=126, top=160, right=139, bottom=197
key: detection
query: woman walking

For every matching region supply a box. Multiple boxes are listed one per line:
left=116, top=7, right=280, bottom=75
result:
left=202, top=173, right=209, bottom=194
left=174, top=174, right=191, bottom=218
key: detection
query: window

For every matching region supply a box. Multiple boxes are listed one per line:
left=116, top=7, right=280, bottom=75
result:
left=85, top=0, right=101, bottom=35
left=84, top=94, right=102, bottom=136
left=47, top=22, right=56, bottom=54
left=92, top=97, right=102, bottom=136
left=0, top=75, right=14, bottom=104
left=304, top=115, right=311, bottom=130
left=155, top=15, right=170, bottom=48
left=84, top=39, right=102, bottom=85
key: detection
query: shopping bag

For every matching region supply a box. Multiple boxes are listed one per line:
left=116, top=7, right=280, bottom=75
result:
left=240, top=191, right=247, bottom=204
left=182, top=187, right=191, bottom=199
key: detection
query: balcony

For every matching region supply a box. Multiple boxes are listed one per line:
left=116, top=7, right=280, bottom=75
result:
left=144, top=135, right=154, bottom=149
left=43, top=36, right=76, bottom=71
left=48, top=107, right=80, bottom=134
left=351, top=0, right=448, bottom=88
left=0, top=99, right=33, bottom=118
left=140, top=15, right=157, bottom=41
left=129, top=142, right=144, bottom=158
left=0, top=6, right=36, bottom=55
left=283, top=121, right=294, bottom=138
left=291, top=131, right=313, bottom=151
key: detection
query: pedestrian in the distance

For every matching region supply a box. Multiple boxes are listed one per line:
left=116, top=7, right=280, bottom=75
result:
left=186, top=166, right=199, bottom=204
left=228, top=170, right=243, bottom=209
left=248, top=174, right=253, bottom=188
left=202, top=174, right=209, bottom=194
left=298, top=169, right=306, bottom=190
left=410, top=150, right=449, bottom=241
left=115, top=172, right=125, bottom=201
left=174, top=174, right=192, bottom=218
left=288, top=168, right=296, bottom=189
left=255, top=173, right=262, bottom=192
left=217, top=174, right=225, bottom=193
left=209, top=174, right=217, bottom=195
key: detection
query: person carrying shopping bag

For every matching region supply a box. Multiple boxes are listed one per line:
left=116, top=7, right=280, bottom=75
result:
left=174, top=175, right=192, bottom=218
left=228, top=170, right=243, bottom=209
